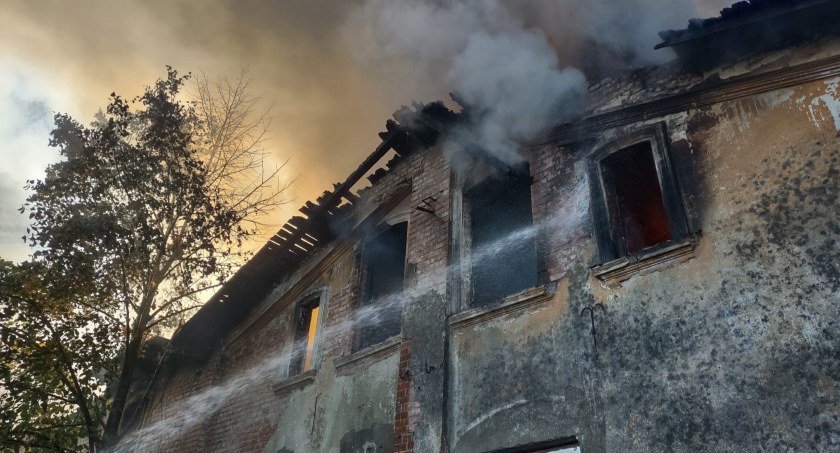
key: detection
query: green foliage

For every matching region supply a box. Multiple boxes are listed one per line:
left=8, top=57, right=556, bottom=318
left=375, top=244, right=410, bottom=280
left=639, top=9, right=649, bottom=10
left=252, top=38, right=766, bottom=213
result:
left=0, top=260, right=116, bottom=451
left=4, top=66, right=284, bottom=448
left=25, top=68, right=248, bottom=326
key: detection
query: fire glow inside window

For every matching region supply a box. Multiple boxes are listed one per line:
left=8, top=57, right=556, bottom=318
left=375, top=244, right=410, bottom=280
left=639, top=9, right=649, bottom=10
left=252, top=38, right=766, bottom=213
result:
left=600, top=141, right=671, bottom=255
left=289, top=297, right=320, bottom=375
left=588, top=124, right=690, bottom=264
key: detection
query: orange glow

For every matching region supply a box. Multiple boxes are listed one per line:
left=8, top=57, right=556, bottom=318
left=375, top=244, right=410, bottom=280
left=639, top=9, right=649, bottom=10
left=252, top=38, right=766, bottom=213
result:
left=303, top=306, right=319, bottom=371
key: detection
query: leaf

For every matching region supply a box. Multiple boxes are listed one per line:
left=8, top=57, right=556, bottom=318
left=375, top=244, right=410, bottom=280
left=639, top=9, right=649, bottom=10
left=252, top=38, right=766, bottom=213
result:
left=14, top=66, right=284, bottom=447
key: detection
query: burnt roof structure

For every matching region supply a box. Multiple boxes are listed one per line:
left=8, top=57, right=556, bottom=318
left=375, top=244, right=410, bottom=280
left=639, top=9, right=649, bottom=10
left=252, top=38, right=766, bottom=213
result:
left=169, top=102, right=458, bottom=360
left=657, top=0, right=840, bottom=72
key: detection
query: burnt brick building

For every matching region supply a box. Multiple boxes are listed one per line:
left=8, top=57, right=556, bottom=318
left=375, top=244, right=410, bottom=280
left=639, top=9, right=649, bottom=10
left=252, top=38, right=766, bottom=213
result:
left=120, top=2, right=840, bottom=452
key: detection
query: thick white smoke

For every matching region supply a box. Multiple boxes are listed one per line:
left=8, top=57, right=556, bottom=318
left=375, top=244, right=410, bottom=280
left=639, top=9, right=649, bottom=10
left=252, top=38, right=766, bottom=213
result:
left=451, top=30, right=586, bottom=163
left=346, top=0, right=585, bottom=164
left=344, top=0, right=730, bottom=164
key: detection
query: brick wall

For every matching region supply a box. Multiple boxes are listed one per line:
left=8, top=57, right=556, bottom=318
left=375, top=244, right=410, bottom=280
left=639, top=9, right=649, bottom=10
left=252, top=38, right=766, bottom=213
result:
left=527, top=144, right=592, bottom=282
left=136, top=359, right=217, bottom=451
left=135, top=145, right=452, bottom=452
left=393, top=340, right=414, bottom=453
left=132, top=308, right=290, bottom=452
left=321, top=278, right=358, bottom=359
left=405, top=148, right=451, bottom=296
left=202, top=313, right=290, bottom=453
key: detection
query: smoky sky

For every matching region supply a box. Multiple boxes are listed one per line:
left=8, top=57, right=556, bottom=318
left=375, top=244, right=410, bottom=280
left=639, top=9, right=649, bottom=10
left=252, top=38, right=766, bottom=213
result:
left=0, top=0, right=733, bottom=261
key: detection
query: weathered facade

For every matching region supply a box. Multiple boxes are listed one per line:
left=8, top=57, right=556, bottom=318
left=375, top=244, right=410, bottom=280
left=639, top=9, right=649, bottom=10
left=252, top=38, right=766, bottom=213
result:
left=122, top=3, right=840, bottom=452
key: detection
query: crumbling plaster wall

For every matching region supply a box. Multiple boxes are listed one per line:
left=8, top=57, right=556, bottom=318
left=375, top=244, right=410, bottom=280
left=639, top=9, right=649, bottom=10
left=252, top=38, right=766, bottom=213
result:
left=138, top=38, right=840, bottom=453
left=137, top=142, right=453, bottom=452
left=264, top=355, right=400, bottom=452
left=448, top=68, right=840, bottom=452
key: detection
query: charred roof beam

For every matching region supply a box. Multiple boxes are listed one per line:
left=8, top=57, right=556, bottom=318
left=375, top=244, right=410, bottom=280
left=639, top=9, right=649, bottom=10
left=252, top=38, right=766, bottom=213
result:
left=410, top=109, right=511, bottom=174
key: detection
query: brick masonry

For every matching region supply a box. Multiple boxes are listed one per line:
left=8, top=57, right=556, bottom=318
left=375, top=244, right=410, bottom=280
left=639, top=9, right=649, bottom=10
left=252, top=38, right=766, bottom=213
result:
left=393, top=340, right=414, bottom=453
left=130, top=35, right=840, bottom=453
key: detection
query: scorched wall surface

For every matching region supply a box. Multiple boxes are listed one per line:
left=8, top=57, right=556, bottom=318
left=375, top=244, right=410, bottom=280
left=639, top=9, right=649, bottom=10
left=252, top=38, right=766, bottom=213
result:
left=133, top=36, right=840, bottom=453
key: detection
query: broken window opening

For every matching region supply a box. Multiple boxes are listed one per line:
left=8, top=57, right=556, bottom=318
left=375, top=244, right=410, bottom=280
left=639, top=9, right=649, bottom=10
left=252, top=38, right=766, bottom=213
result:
left=289, top=296, right=321, bottom=376
left=466, top=164, right=538, bottom=307
left=600, top=141, right=671, bottom=256
left=355, top=221, right=408, bottom=352
left=589, top=124, right=690, bottom=264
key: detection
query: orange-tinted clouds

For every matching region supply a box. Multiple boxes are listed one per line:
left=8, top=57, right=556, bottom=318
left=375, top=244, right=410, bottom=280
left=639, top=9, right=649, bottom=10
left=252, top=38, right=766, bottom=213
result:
left=0, top=0, right=733, bottom=261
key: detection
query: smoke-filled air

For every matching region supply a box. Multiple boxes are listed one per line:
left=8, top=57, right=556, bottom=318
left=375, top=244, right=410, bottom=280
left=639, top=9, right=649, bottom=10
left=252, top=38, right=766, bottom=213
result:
left=1, top=0, right=731, bottom=260
left=4, top=0, right=839, bottom=451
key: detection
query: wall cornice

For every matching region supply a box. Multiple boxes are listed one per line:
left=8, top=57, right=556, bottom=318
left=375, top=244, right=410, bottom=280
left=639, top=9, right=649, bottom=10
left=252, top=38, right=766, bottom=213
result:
left=528, top=53, right=840, bottom=147
left=449, top=284, right=556, bottom=332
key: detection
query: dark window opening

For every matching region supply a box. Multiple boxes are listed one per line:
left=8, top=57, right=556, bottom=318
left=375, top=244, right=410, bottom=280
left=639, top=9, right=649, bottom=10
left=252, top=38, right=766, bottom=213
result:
left=355, top=221, right=408, bottom=351
left=589, top=124, right=691, bottom=265
left=289, top=297, right=320, bottom=376
left=466, top=166, right=537, bottom=307
left=600, top=141, right=671, bottom=256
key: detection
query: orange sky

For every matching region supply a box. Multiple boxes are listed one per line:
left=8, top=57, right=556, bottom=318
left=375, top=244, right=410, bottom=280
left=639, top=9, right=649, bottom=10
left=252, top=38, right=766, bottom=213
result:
left=0, top=0, right=731, bottom=263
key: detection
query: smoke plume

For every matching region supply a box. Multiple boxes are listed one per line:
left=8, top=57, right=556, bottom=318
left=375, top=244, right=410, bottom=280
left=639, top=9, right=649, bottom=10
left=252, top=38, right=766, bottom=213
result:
left=344, top=0, right=731, bottom=165
left=0, top=0, right=733, bottom=258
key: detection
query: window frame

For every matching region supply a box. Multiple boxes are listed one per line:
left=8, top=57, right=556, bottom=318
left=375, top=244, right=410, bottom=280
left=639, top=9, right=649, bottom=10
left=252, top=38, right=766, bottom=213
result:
left=587, top=123, right=690, bottom=265
left=450, top=161, right=543, bottom=314
left=287, top=289, right=327, bottom=377
left=486, top=436, right=580, bottom=453
left=462, top=163, right=538, bottom=308
left=353, top=220, right=409, bottom=353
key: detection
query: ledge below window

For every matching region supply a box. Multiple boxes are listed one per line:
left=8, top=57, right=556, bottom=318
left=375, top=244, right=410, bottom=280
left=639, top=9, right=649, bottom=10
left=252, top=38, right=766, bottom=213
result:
left=335, top=336, right=401, bottom=376
left=449, top=284, right=556, bottom=331
left=272, top=369, right=317, bottom=397
left=592, top=237, right=698, bottom=287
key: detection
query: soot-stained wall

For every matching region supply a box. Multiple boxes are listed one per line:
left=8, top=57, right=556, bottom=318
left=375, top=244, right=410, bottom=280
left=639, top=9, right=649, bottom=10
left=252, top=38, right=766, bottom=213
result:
left=447, top=65, right=840, bottom=451
left=264, top=354, right=400, bottom=452
left=132, top=143, right=453, bottom=453
left=134, top=36, right=840, bottom=453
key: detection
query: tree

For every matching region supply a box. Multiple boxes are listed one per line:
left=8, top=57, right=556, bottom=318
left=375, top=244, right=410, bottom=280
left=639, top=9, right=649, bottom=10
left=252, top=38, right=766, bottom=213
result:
left=20, top=67, right=286, bottom=447
left=0, top=260, right=116, bottom=451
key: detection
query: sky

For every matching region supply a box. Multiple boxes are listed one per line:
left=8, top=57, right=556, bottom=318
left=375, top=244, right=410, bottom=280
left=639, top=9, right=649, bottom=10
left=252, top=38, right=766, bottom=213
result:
left=0, top=0, right=732, bottom=263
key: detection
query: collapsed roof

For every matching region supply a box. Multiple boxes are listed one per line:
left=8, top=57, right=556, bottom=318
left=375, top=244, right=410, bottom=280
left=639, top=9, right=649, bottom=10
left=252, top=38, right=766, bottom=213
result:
left=169, top=102, right=458, bottom=360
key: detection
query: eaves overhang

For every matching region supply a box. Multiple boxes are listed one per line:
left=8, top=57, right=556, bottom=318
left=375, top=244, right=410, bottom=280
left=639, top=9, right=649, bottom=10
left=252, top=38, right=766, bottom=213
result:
left=656, top=0, right=840, bottom=72
left=167, top=102, right=459, bottom=361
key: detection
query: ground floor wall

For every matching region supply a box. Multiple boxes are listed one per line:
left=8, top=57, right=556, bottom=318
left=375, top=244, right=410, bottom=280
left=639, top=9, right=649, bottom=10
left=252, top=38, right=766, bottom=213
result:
left=265, top=353, right=400, bottom=452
